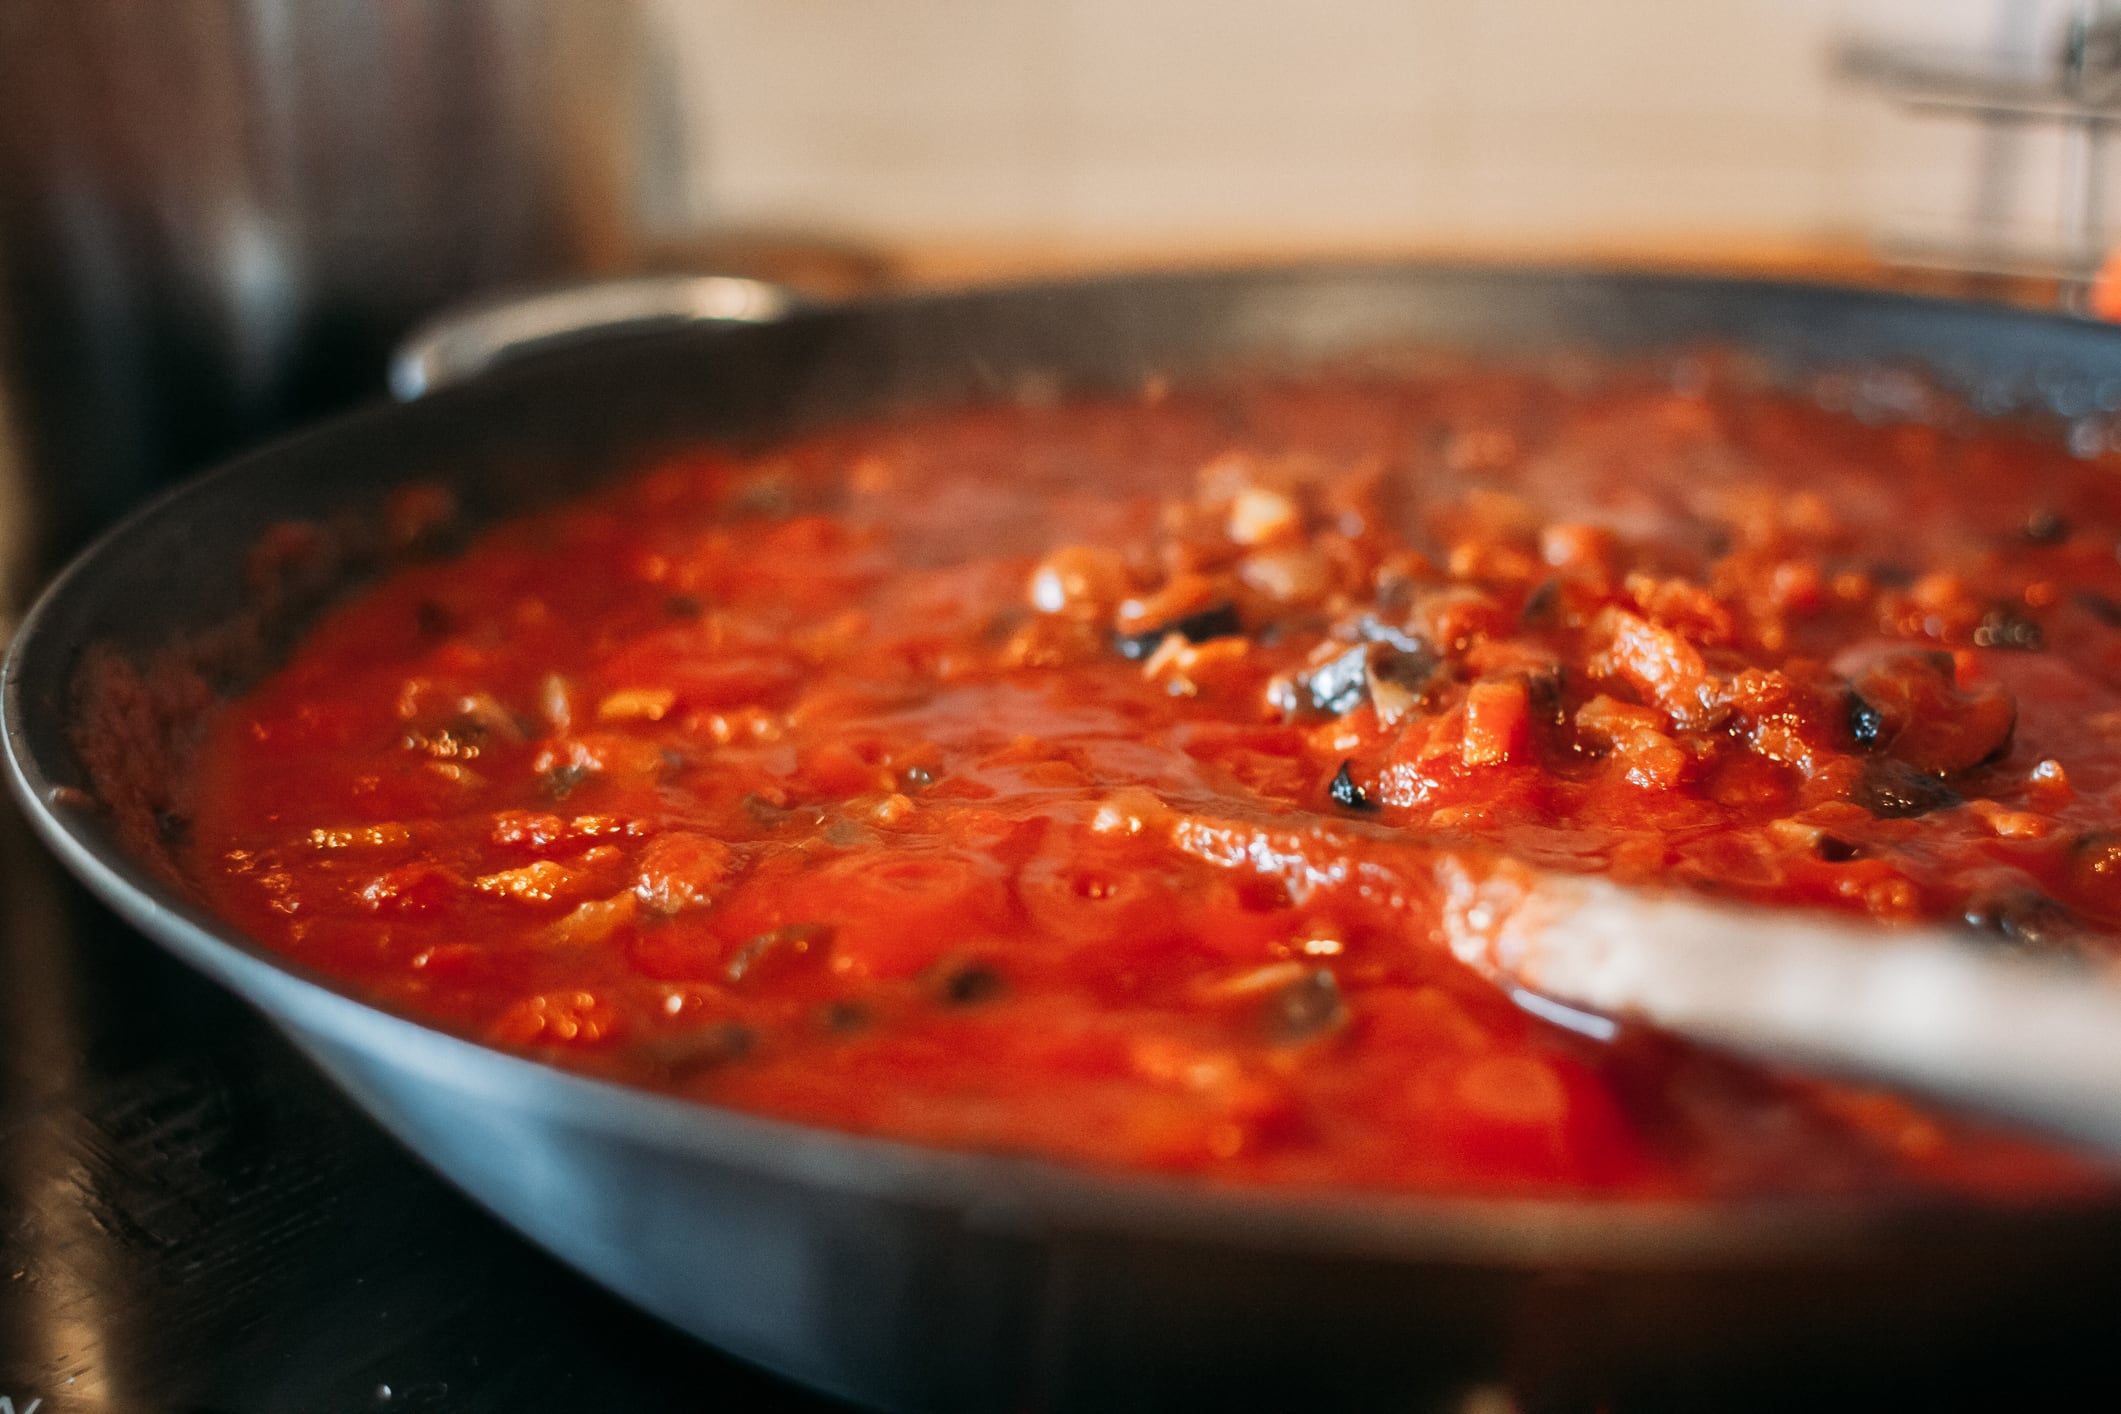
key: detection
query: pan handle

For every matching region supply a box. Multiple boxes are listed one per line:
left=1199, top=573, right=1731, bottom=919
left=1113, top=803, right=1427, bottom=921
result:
left=388, top=273, right=811, bottom=400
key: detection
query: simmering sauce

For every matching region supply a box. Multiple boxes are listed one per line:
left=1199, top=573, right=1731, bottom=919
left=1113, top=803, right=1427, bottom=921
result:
left=185, top=355, right=2121, bottom=1198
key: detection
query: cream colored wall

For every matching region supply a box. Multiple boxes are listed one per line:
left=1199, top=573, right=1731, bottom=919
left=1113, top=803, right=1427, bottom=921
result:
left=652, top=0, right=2107, bottom=256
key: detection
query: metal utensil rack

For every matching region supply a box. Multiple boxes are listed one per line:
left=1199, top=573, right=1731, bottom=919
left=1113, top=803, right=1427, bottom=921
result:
left=1836, top=1, right=2121, bottom=307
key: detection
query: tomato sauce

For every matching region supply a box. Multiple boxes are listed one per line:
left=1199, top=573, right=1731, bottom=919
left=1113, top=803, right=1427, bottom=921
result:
left=184, top=355, right=2121, bottom=1199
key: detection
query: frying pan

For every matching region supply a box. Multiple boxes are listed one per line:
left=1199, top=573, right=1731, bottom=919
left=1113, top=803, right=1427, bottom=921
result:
left=11, top=265, right=2121, bottom=1412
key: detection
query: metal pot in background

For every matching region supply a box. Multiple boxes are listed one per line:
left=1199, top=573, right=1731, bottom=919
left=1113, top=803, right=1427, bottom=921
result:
left=0, top=0, right=696, bottom=599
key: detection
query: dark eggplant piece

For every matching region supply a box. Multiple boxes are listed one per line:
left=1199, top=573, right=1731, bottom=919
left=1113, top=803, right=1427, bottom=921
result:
left=1112, top=602, right=1242, bottom=660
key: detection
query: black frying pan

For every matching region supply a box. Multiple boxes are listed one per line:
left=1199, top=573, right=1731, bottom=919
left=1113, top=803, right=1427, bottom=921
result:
left=11, top=265, right=2121, bottom=1412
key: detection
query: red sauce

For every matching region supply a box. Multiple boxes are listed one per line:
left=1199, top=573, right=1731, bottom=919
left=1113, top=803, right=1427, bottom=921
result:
left=186, top=356, right=2121, bottom=1200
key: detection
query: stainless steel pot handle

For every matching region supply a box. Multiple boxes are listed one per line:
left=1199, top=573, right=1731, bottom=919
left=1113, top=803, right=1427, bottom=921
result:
left=388, top=274, right=810, bottom=399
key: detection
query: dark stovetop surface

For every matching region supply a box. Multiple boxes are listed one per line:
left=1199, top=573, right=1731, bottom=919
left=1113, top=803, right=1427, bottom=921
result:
left=0, top=796, right=844, bottom=1414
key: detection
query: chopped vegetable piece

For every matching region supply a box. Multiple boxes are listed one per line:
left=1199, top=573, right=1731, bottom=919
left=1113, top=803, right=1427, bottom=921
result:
left=1326, top=760, right=1375, bottom=812
left=1112, top=602, right=1243, bottom=661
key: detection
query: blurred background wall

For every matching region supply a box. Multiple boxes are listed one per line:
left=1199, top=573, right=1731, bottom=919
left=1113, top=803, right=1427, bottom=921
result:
left=652, top=0, right=2106, bottom=263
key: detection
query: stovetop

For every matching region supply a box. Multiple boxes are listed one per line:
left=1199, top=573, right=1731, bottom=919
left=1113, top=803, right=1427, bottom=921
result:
left=0, top=796, right=841, bottom=1414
